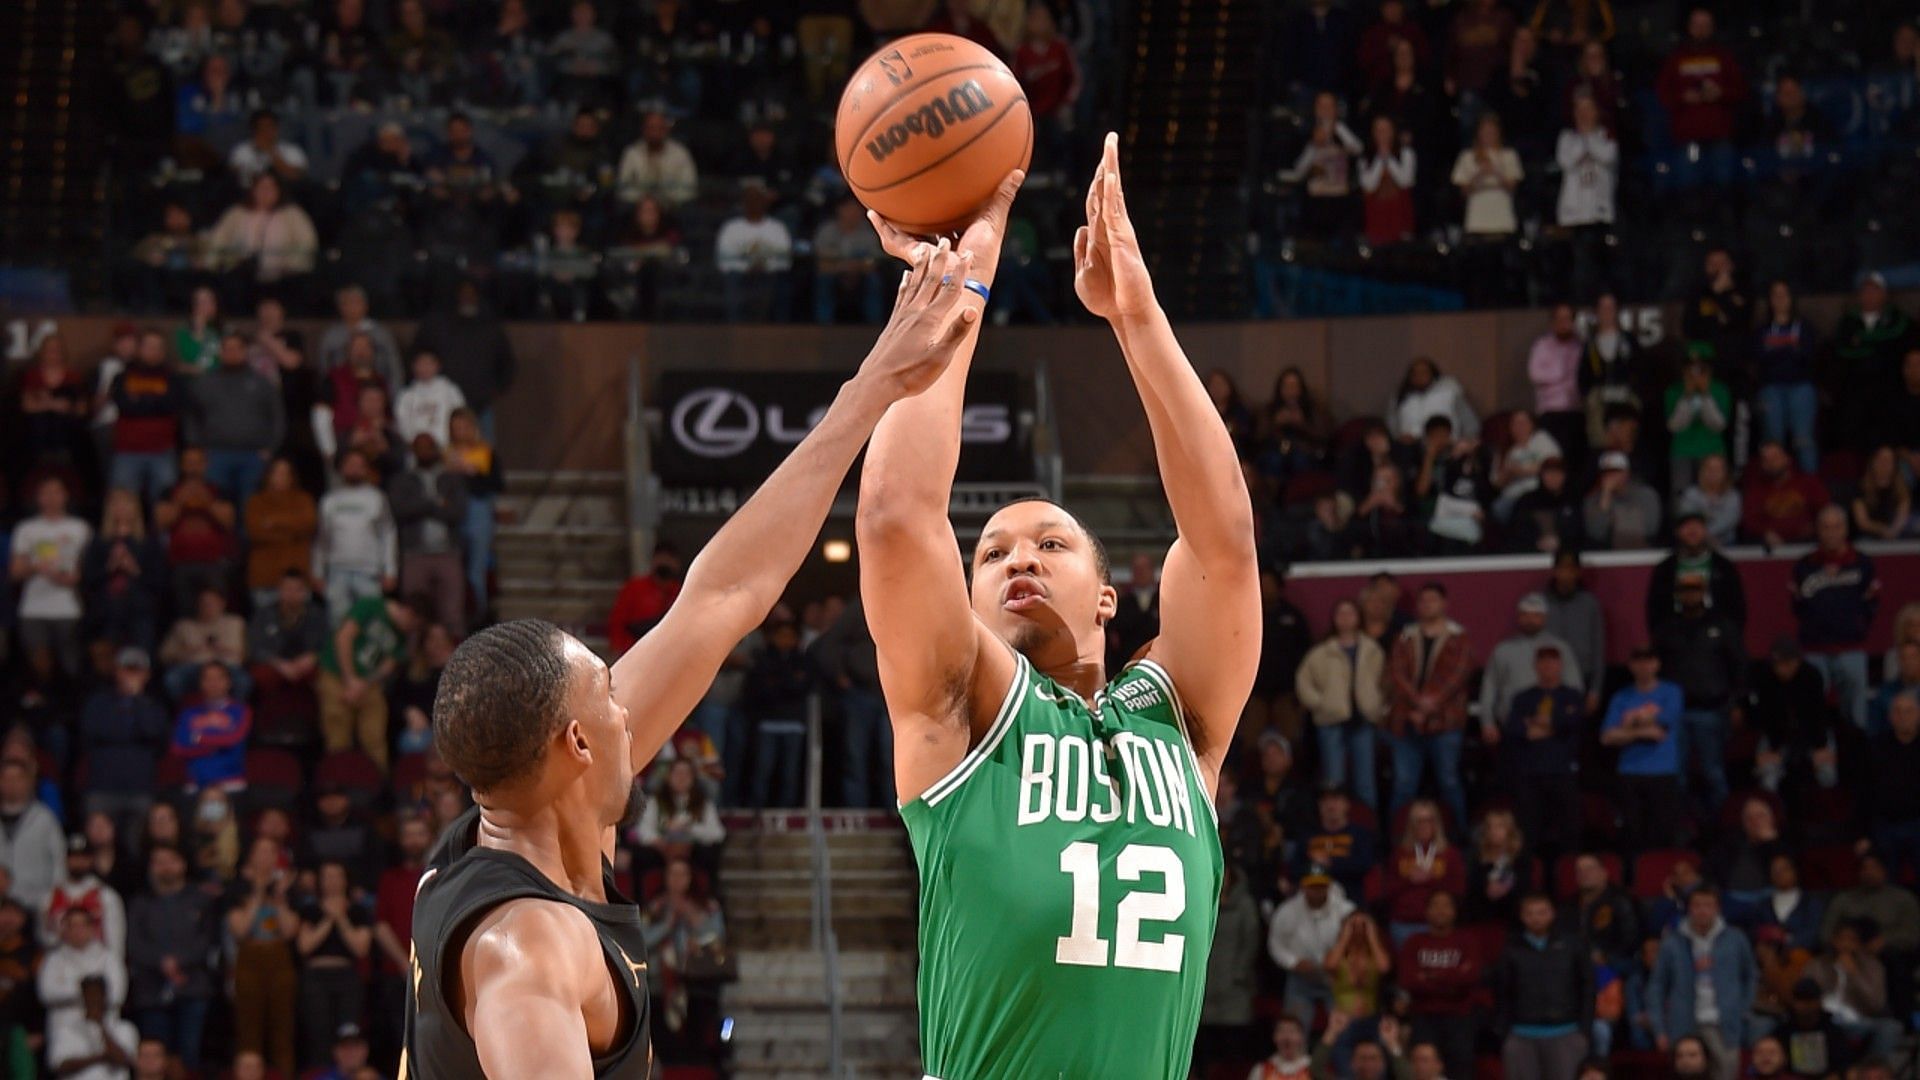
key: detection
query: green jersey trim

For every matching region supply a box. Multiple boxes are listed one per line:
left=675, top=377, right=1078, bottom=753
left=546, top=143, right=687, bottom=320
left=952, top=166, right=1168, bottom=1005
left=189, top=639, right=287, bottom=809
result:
left=1128, top=659, right=1217, bottom=827
left=910, top=653, right=1033, bottom=810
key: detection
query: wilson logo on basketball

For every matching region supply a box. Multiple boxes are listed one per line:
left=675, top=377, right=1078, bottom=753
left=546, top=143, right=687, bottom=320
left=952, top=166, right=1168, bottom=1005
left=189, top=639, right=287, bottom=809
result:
left=864, top=80, right=995, bottom=164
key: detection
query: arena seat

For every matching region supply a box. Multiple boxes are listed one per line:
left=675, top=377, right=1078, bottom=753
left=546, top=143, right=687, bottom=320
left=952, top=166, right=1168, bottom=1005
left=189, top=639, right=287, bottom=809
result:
left=1631, top=849, right=1703, bottom=898
left=243, top=749, right=306, bottom=809
left=314, top=750, right=385, bottom=807
left=390, top=753, right=428, bottom=798
left=1553, top=852, right=1622, bottom=899
left=153, top=751, right=190, bottom=792
left=1798, top=844, right=1863, bottom=891
left=1714, top=790, right=1786, bottom=834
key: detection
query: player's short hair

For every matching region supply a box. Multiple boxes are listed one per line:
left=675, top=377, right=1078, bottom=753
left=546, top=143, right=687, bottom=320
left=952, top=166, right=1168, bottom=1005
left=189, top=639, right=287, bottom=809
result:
left=434, top=619, right=576, bottom=793
left=984, top=497, right=1111, bottom=584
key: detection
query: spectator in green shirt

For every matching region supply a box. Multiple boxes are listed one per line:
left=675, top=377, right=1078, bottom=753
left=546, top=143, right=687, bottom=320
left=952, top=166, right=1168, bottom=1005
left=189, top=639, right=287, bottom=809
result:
left=173, top=285, right=224, bottom=374
left=316, top=594, right=420, bottom=772
left=1664, top=356, right=1732, bottom=501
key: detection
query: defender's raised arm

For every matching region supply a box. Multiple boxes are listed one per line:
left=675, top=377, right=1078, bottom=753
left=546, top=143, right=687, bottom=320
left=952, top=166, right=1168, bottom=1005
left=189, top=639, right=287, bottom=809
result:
left=611, top=242, right=977, bottom=769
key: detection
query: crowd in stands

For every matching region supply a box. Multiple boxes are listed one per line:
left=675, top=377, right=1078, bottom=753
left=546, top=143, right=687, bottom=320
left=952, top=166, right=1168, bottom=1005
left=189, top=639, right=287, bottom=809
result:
left=1181, top=549, right=1920, bottom=1080
left=0, top=284, right=735, bottom=1075
left=1217, top=260, right=1920, bottom=573
left=1254, top=0, right=1920, bottom=314
left=104, top=0, right=1096, bottom=325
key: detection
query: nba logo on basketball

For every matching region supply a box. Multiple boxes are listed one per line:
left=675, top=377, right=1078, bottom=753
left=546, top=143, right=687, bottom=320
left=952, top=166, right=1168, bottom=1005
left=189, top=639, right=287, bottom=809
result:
left=877, top=50, right=910, bottom=86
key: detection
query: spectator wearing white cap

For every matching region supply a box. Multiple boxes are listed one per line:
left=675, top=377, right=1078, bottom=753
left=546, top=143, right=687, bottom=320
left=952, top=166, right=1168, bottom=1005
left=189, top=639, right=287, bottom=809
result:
left=1480, top=593, right=1584, bottom=746
left=1267, top=865, right=1355, bottom=1030
left=43, top=834, right=127, bottom=960
left=1583, top=450, right=1661, bottom=549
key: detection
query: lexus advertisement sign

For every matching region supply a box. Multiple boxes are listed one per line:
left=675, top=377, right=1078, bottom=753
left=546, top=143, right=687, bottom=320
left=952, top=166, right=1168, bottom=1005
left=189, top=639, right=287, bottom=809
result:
left=653, top=371, right=1030, bottom=487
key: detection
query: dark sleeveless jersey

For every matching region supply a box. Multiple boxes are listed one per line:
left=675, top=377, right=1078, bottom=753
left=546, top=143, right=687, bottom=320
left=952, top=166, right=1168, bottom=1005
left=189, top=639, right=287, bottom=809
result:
left=401, top=805, right=654, bottom=1079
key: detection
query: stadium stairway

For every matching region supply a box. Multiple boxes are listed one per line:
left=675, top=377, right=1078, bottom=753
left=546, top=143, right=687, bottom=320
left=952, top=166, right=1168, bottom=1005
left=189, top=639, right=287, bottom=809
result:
left=493, top=470, right=628, bottom=655
left=0, top=0, right=109, bottom=301
left=721, top=819, right=922, bottom=1079
left=1114, top=0, right=1262, bottom=321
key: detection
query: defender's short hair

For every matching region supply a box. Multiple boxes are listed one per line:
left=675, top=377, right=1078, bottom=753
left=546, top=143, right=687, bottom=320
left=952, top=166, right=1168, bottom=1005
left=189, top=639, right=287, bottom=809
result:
left=434, top=619, right=575, bottom=792
left=985, top=496, right=1111, bottom=584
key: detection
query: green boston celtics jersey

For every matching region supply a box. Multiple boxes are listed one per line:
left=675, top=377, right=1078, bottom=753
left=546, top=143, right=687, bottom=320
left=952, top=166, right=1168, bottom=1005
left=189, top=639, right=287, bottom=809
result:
left=901, top=654, right=1222, bottom=1080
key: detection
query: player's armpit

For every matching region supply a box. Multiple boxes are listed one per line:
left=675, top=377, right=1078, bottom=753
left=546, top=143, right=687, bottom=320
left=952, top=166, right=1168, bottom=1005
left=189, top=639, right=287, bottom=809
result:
left=1147, top=537, right=1261, bottom=790
left=461, top=901, right=601, bottom=1080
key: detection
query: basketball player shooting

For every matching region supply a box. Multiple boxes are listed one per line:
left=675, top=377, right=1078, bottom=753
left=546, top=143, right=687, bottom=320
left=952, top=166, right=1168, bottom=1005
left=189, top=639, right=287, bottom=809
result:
left=401, top=244, right=978, bottom=1079
left=858, top=134, right=1261, bottom=1079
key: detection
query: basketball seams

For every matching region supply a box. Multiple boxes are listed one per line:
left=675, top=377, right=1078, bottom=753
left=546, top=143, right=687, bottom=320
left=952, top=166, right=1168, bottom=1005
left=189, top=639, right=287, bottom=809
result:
left=851, top=92, right=1030, bottom=197
left=837, top=62, right=1016, bottom=174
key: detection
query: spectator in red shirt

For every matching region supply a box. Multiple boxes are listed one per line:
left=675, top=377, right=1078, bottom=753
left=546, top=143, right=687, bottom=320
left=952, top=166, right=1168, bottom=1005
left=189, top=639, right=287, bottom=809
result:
left=109, top=331, right=186, bottom=504
left=1741, top=440, right=1830, bottom=547
left=154, top=447, right=237, bottom=615
left=1358, top=0, right=1432, bottom=92
left=607, top=543, right=684, bottom=653
left=371, top=814, right=430, bottom=1058
left=326, top=332, right=389, bottom=438
left=1655, top=7, right=1747, bottom=187
left=1381, top=798, right=1468, bottom=946
left=1398, top=891, right=1484, bottom=1080
left=1012, top=3, right=1080, bottom=175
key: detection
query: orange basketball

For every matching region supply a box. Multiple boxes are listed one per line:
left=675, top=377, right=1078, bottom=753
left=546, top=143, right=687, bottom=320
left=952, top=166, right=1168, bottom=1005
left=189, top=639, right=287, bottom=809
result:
left=835, top=34, right=1032, bottom=235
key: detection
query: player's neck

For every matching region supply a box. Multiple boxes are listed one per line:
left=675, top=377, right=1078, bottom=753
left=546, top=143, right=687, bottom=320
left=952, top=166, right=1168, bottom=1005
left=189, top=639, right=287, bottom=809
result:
left=472, top=801, right=607, bottom=901
left=1035, top=657, right=1107, bottom=703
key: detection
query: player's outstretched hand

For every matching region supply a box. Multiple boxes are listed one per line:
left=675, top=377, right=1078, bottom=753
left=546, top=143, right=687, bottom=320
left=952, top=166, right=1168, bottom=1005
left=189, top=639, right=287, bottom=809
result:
left=859, top=238, right=979, bottom=400
left=1074, top=132, right=1157, bottom=322
left=866, top=168, right=1026, bottom=284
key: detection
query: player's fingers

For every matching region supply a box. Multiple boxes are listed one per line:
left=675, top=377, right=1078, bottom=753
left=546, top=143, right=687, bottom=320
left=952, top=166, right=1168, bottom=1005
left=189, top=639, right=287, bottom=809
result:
left=1072, top=225, right=1089, bottom=269
left=985, top=168, right=1026, bottom=221
left=939, top=303, right=980, bottom=347
left=1105, top=158, right=1130, bottom=227
left=912, top=238, right=952, bottom=305
left=1102, top=131, right=1120, bottom=174
left=900, top=240, right=935, bottom=300
left=930, top=250, right=974, bottom=318
left=1084, top=155, right=1104, bottom=225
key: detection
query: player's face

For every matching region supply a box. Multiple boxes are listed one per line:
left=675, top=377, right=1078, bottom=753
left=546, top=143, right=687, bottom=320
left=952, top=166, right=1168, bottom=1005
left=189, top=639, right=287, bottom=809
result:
left=563, top=638, right=634, bottom=826
left=970, top=502, right=1116, bottom=664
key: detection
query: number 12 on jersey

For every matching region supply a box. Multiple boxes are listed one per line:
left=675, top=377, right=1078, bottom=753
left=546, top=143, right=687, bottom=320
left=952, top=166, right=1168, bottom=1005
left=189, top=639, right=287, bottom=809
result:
left=1054, top=841, right=1186, bottom=972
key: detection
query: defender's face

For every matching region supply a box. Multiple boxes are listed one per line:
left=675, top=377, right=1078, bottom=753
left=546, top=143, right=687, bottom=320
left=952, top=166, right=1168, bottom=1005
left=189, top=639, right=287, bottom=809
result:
left=564, top=638, right=634, bottom=825
left=970, top=502, right=1116, bottom=660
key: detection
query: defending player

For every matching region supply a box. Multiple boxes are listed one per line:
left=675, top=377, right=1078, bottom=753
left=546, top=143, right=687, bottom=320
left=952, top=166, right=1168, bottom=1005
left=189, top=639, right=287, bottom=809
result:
left=858, top=135, right=1261, bottom=1078
left=401, top=244, right=977, bottom=1079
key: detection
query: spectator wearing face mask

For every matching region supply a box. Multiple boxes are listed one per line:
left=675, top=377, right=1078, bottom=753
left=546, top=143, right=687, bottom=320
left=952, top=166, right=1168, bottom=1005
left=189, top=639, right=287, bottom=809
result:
left=608, top=545, right=684, bottom=654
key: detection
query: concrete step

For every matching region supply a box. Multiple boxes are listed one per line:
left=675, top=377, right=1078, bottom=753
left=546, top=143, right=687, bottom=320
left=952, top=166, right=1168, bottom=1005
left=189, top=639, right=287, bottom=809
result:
left=724, top=1005, right=919, bottom=1060
left=495, top=594, right=613, bottom=626
left=729, top=916, right=915, bottom=951
left=503, top=470, right=625, bottom=494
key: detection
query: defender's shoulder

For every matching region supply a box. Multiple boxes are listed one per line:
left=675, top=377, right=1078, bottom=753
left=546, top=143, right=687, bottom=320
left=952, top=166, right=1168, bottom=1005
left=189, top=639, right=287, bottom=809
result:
left=461, top=896, right=602, bottom=992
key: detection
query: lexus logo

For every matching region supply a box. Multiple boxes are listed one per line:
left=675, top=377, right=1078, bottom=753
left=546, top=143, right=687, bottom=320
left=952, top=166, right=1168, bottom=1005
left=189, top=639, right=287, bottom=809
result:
left=670, top=389, right=759, bottom=458
left=667, top=386, right=1013, bottom=459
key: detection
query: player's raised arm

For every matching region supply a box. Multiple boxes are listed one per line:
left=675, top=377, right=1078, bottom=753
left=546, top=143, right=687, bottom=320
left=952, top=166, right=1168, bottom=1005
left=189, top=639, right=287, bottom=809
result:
left=857, top=171, right=1025, bottom=803
left=611, top=243, right=977, bottom=768
left=1076, top=133, right=1260, bottom=783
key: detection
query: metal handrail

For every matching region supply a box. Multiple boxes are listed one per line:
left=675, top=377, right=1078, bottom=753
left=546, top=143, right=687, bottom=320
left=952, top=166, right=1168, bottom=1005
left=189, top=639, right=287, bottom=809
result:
left=624, top=352, right=659, bottom=576
left=1032, top=357, right=1065, bottom=503
left=805, top=692, right=846, bottom=1077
